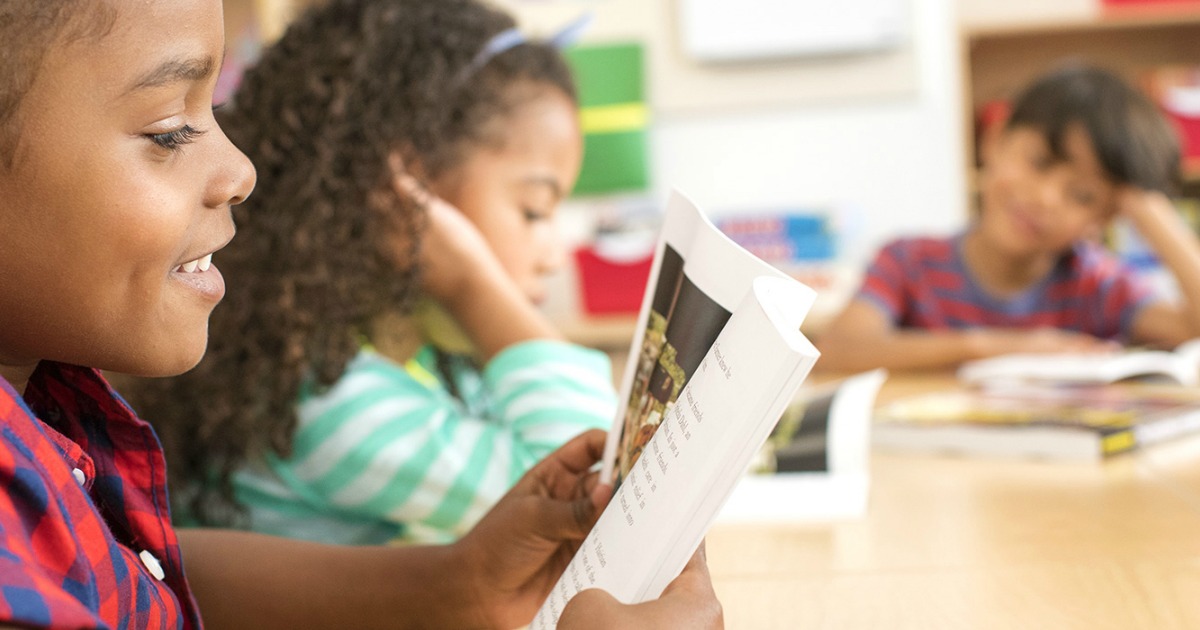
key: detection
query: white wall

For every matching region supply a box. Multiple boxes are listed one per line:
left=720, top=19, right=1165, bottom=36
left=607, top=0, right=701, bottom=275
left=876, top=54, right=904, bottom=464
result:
left=497, top=0, right=967, bottom=325
left=501, top=0, right=967, bottom=267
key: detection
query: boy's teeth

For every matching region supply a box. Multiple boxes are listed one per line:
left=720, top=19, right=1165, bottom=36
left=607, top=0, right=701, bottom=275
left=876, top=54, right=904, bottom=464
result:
left=175, top=253, right=214, bottom=273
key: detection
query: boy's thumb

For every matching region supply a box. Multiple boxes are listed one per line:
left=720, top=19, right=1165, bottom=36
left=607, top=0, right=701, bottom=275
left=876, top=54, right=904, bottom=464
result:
left=536, top=489, right=607, bottom=541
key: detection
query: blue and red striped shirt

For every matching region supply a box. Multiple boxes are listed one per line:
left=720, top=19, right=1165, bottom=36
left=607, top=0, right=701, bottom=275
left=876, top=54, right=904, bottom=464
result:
left=0, top=361, right=200, bottom=629
left=858, top=234, right=1155, bottom=340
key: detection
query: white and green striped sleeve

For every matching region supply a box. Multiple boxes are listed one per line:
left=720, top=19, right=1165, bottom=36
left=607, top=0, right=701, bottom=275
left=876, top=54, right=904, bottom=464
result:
left=273, top=341, right=616, bottom=538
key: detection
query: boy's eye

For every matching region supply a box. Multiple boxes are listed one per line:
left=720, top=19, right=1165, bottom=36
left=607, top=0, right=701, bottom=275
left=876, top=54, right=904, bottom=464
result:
left=146, top=125, right=205, bottom=151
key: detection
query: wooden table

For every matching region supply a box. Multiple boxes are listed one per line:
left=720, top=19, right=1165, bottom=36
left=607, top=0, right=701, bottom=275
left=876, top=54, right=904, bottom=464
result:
left=705, top=372, right=1200, bottom=629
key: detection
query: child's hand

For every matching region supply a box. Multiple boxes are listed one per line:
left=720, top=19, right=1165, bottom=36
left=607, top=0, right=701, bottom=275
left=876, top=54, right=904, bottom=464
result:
left=391, top=172, right=501, bottom=304
left=453, top=429, right=610, bottom=629
left=967, top=327, right=1120, bottom=359
left=1115, top=186, right=1175, bottom=222
left=558, top=543, right=725, bottom=629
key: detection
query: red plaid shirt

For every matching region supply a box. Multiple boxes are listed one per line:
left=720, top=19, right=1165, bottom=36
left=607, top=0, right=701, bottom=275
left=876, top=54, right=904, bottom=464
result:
left=0, top=361, right=201, bottom=629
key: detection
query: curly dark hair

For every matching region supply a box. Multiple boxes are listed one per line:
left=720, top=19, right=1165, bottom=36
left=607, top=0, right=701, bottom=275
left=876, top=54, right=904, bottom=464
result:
left=125, top=0, right=577, bottom=525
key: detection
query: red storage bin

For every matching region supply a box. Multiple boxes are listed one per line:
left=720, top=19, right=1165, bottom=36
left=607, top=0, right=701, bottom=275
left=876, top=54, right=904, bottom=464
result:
left=573, top=244, right=653, bottom=316
left=1164, top=86, right=1200, bottom=162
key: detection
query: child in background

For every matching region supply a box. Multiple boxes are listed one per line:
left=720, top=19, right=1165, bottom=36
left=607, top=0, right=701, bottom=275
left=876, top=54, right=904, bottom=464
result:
left=0, top=0, right=721, bottom=628
left=126, top=0, right=616, bottom=544
left=818, top=65, right=1200, bottom=372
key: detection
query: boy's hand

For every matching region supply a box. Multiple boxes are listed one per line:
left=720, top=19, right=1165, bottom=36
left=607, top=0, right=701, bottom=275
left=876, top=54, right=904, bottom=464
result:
left=967, top=327, right=1120, bottom=359
left=454, top=429, right=610, bottom=629
left=558, top=543, right=725, bottom=630
left=1115, top=186, right=1175, bottom=223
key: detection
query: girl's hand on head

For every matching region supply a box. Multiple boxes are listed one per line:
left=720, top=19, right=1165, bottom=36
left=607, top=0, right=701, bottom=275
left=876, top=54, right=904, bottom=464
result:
left=558, top=542, right=725, bottom=630
left=451, top=429, right=610, bottom=629
left=385, top=155, right=562, bottom=361
left=388, top=166, right=505, bottom=304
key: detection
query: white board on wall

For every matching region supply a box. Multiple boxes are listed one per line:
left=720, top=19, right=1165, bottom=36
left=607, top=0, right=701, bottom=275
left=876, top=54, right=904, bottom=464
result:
left=495, top=0, right=919, bottom=113
left=679, top=0, right=907, bottom=63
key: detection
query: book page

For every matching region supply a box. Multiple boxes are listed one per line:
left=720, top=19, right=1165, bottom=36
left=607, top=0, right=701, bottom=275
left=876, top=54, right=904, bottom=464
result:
left=957, top=348, right=1198, bottom=386
left=532, top=277, right=819, bottom=628
left=603, top=191, right=816, bottom=485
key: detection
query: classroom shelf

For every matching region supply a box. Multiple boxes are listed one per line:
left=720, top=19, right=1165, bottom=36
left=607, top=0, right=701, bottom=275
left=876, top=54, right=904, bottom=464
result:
left=965, top=5, right=1200, bottom=39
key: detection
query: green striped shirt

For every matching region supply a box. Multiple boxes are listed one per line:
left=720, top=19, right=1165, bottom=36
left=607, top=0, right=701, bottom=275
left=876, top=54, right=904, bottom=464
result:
left=233, top=340, right=615, bottom=544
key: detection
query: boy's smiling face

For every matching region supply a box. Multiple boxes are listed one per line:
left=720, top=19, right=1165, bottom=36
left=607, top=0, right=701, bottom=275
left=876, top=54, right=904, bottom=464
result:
left=977, top=123, right=1117, bottom=259
left=0, top=0, right=255, bottom=385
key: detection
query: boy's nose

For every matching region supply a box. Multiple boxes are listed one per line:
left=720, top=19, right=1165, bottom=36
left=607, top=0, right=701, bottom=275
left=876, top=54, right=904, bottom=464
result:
left=224, top=148, right=257, bottom=207
left=1035, top=172, right=1066, bottom=211
left=208, top=130, right=257, bottom=208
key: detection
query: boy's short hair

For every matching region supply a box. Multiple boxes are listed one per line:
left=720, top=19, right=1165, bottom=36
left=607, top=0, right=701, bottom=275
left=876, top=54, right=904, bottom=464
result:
left=1006, top=64, right=1181, bottom=195
left=0, top=1, right=115, bottom=165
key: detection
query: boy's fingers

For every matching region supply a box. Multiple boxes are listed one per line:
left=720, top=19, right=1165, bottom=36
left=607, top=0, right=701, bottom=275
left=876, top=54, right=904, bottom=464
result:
left=589, top=482, right=614, bottom=513
left=540, top=429, right=606, bottom=475
left=532, top=493, right=601, bottom=541
left=558, top=588, right=623, bottom=628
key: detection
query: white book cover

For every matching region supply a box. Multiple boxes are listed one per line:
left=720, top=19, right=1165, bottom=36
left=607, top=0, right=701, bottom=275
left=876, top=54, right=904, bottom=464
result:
left=532, top=191, right=821, bottom=627
left=719, top=369, right=886, bottom=523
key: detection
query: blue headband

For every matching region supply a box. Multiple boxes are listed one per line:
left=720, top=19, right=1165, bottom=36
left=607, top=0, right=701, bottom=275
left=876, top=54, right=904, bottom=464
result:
left=457, top=12, right=593, bottom=83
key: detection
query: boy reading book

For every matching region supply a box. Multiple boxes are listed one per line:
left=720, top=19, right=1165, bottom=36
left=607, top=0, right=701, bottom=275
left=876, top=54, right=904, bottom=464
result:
left=0, top=1, right=720, bottom=628
left=818, top=65, right=1200, bottom=372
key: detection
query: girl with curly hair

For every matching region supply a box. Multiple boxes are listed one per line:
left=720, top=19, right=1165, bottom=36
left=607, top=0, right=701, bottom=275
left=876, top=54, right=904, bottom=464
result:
left=127, top=0, right=617, bottom=544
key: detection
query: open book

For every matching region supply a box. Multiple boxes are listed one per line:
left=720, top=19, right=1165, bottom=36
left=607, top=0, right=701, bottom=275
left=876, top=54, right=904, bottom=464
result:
left=531, top=192, right=820, bottom=627
left=957, top=338, right=1200, bottom=387
left=873, top=382, right=1200, bottom=461
left=719, top=369, right=885, bottom=522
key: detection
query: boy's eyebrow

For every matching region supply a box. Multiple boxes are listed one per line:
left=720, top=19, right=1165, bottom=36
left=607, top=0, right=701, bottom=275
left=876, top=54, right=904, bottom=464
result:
left=126, top=55, right=217, bottom=93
